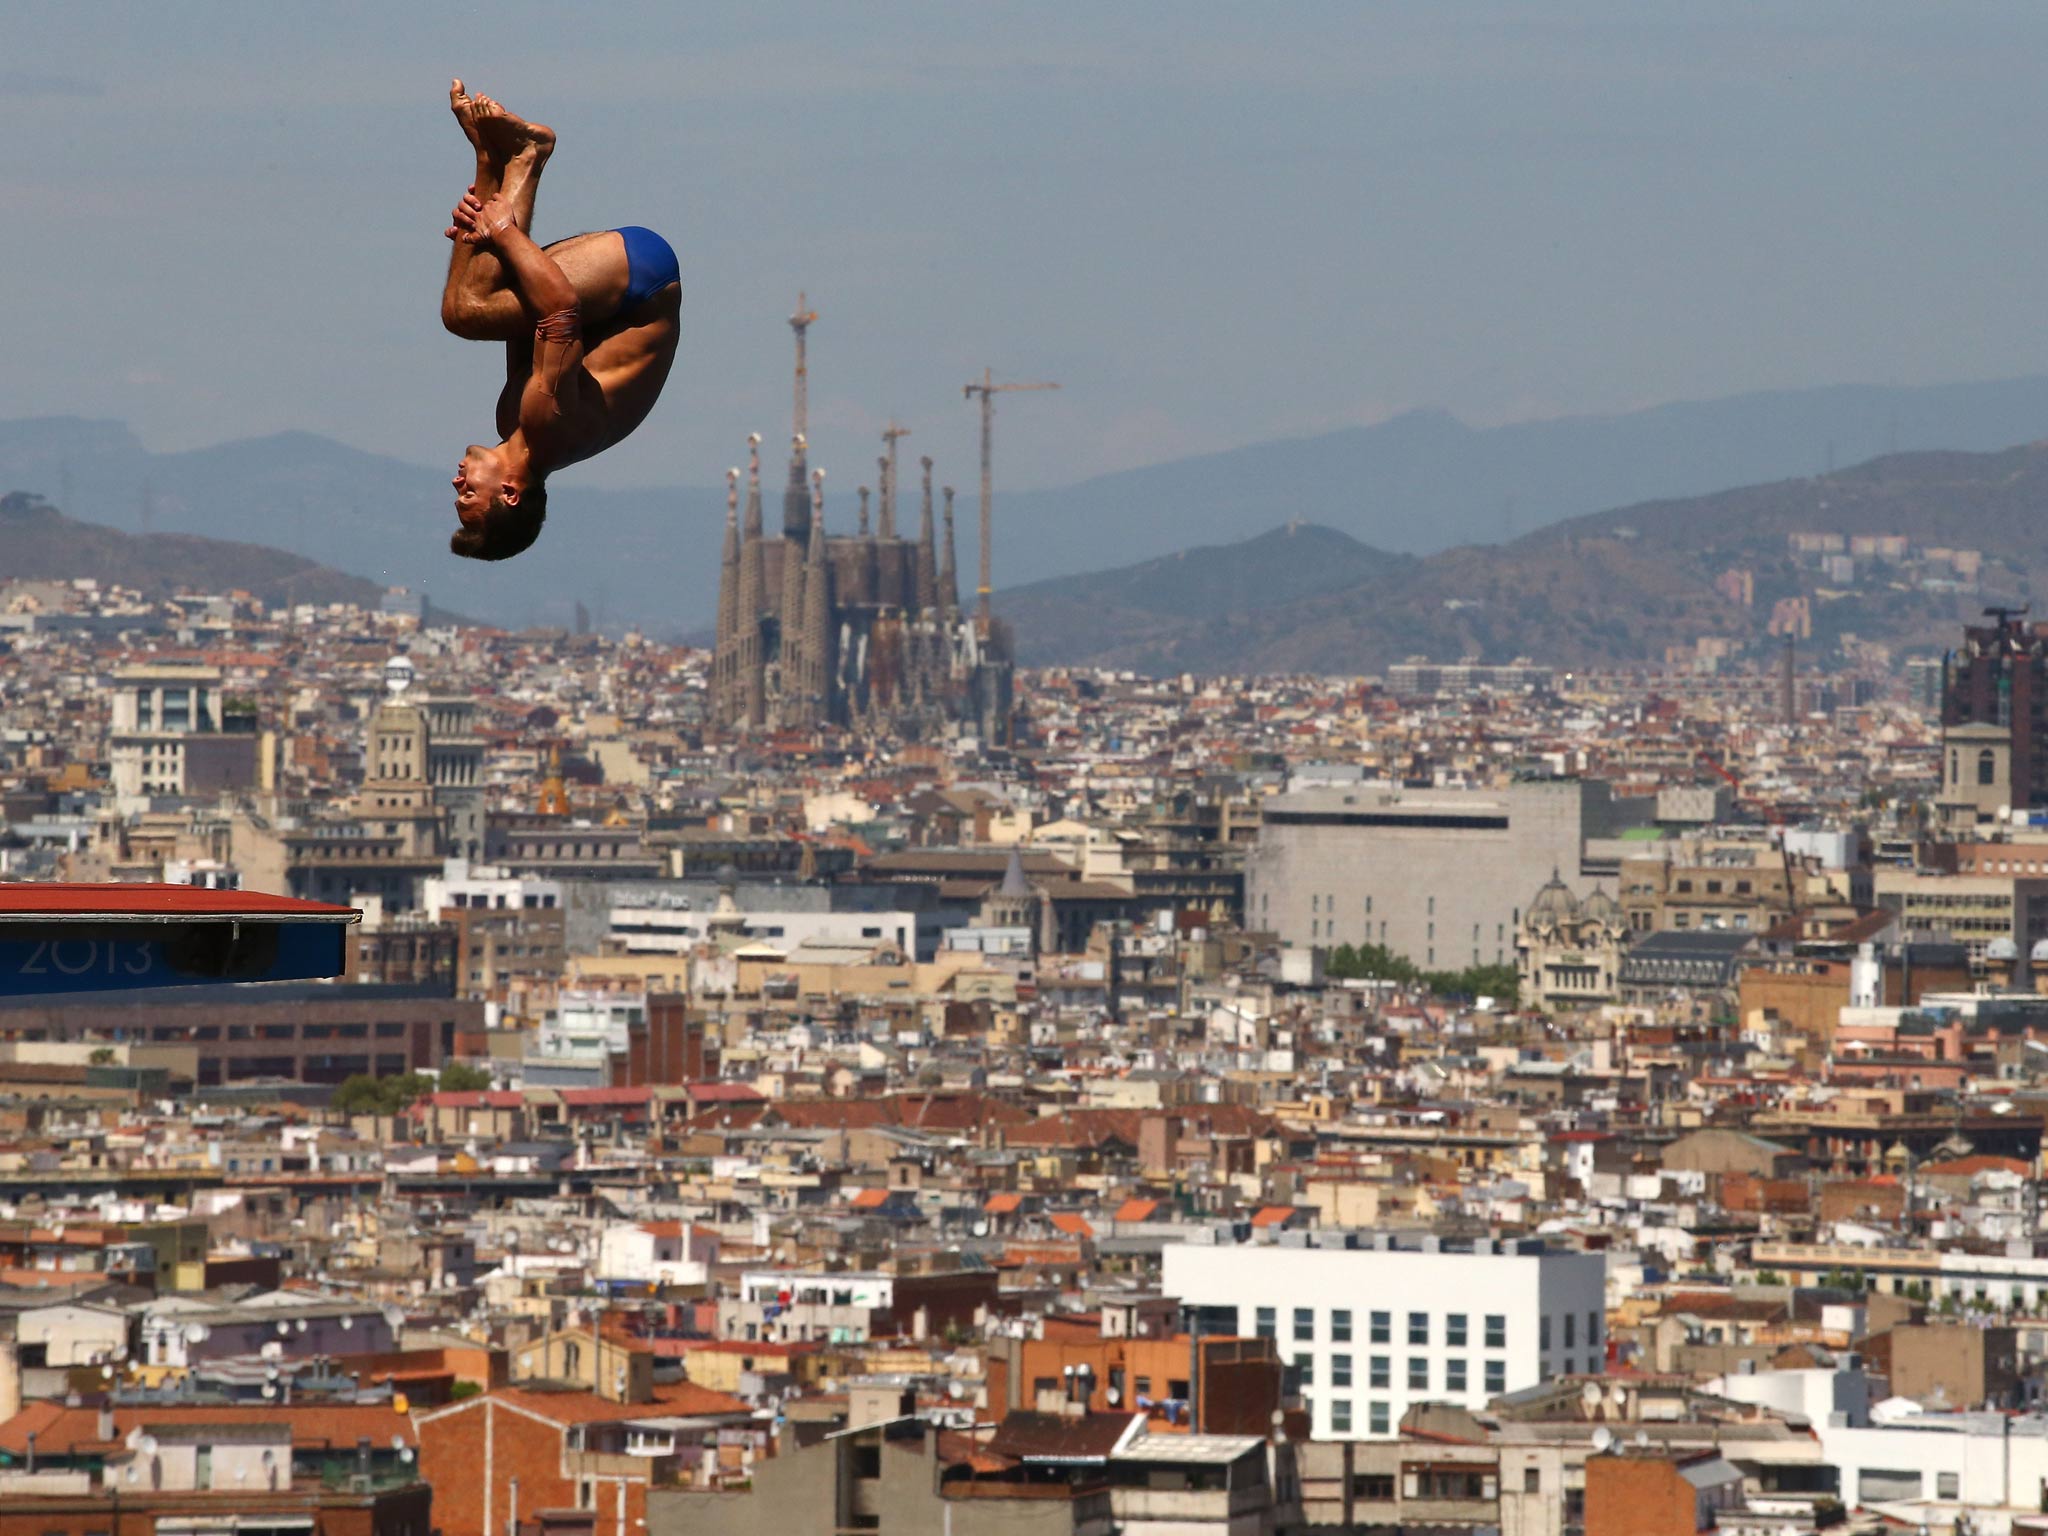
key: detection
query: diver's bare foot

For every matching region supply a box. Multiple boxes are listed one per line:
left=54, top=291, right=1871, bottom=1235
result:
left=450, top=78, right=485, bottom=153
left=472, top=94, right=556, bottom=171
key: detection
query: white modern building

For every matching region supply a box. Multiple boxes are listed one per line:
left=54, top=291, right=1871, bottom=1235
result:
left=1816, top=1409, right=2048, bottom=1519
left=423, top=859, right=564, bottom=915
left=596, top=1220, right=720, bottom=1290
left=1160, top=1232, right=1607, bottom=1440
left=608, top=902, right=925, bottom=959
left=537, top=989, right=645, bottom=1066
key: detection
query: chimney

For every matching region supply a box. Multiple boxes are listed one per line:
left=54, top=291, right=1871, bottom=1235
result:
left=96, top=1400, right=113, bottom=1444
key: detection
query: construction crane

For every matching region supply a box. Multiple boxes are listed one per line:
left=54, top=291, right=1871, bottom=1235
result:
left=788, top=292, right=818, bottom=441
left=880, top=422, right=911, bottom=540
left=962, top=369, right=1058, bottom=632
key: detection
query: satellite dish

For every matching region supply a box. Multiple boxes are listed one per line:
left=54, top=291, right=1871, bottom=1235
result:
left=1634, top=1430, right=1650, bottom=1449
left=1580, top=1382, right=1603, bottom=1410
left=183, top=1323, right=208, bottom=1345
left=972, top=1221, right=990, bottom=1238
left=340, top=1317, right=352, bottom=1330
left=137, top=1435, right=159, bottom=1457
left=390, top=1435, right=406, bottom=1452
left=261, top=1384, right=277, bottom=1400
left=1590, top=1427, right=1614, bottom=1454
left=295, top=1319, right=309, bottom=1333
left=400, top=1448, right=415, bottom=1464
left=276, top=1321, right=291, bottom=1337
left=1105, top=1388, right=1120, bottom=1406
left=100, top=1365, right=113, bottom=1380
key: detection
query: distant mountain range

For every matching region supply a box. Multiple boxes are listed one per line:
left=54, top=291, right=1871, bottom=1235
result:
left=0, top=492, right=400, bottom=616
left=6, top=374, right=2048, bottom=633
left=1002, top=443, right=2048, bottom=674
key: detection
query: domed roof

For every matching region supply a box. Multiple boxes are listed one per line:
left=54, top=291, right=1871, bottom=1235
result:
left=1527, top=870, right=1581, bottom=928
left=1986, top=937, right=2019, bottom=961
left=1581, top=886, right=1622, bottom=925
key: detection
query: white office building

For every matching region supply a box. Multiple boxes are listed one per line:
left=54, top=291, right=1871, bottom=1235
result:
left=1161, top=1232, right=1607, bottom=1440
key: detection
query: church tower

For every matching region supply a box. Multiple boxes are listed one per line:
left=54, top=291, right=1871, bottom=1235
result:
left=712, top=465, right=740, bottom=724
left=736, top=434, right=767, bottom=729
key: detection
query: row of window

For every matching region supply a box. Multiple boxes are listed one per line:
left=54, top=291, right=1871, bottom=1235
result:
left=1297, top=1354, right=1507, bottom=1394
left=1256, top=1308, right=1514, bottom=1350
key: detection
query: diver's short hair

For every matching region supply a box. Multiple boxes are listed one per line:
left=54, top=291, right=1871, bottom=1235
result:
left=451, top=483, right=547, bottom=562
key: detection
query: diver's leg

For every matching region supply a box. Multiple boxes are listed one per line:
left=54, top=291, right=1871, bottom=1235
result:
left=441, top=83, right=556, bottom=340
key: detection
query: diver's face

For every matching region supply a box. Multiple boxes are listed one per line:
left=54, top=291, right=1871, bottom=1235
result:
left=453, top=443, right=503, bottom=527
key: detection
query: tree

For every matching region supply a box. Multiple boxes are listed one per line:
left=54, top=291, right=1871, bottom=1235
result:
left=88, top=1047, right=116, bottom=1066
left=332, top=1072, right=441, bottom=1116
left=438, top=1062, right=494, bottom=1092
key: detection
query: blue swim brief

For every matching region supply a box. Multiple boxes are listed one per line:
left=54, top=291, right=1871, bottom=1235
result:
left=615, top=226, right=679, bottom=310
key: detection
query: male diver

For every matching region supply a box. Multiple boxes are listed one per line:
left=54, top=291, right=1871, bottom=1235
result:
left=440, top=80, right=681, bottom=561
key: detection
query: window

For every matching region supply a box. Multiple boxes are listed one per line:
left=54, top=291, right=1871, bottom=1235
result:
left=1485, top=1360, right=1506, bottom=1394
left=1330, top=1399, right=1352, bottom=1433
left=1858, top=1469, right=1923, bottom=1503
left=1588, top=1311, right=1601, bottom=1348
left=1369, top=1355, right=1389, bottom=1389
left=1938, top=1471, right=1960, bottom=1500
left=1485, top=1315, right=1506, bottom=1349
left=1368, top=1402, right=1390, bottom=1435
left=1408, top=1357, right=1428, bottom=1390
left=1980, top=749, right=1997, bottom=786
left=1331, top=1354, right=1352, bottom=1389
left=1446, top=1313, right=1468, bottom=1348
left=1564, top=1313, right=1575, bottom=1349
left=1353, top=1473, right=1394, bottom=1501
left=1539, top=1316, right=1551, bottom=1352
left=1331, top=1308, right=1352, bottom=1343
left=1294, top=1354, right=1313, bottom=1389
left=1446, top=1358, right=1467, bottom=1392
left=1524, top=1467, right=1541, bottom=1494
left=1370, top=1310, right=1391, bottom=1345
left=1408, top=1311, right=1429, bottom=1346
left=1255, top=1307, right=1276, bottom=1340
left=1294, top=1307, right=1314, bottom=1341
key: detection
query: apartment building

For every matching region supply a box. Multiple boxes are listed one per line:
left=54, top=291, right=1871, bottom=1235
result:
left=1161, top=1232, right=1606, bottom=1440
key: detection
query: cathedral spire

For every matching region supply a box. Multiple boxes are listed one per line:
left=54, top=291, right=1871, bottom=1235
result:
left=737, top=434, right=767, bottom=729
left=783, top=432, right=811, bottom=542
left=857, top=485, right=871, bottom=537
left=916, top=454, right=939, bottom=614
left=940, top=484, right=960, bottom=618
left=802, top=468, right=832, bottom=718
left=875, top=454, right=894, bottom=541
left=714, top=465, right=741, bottom=725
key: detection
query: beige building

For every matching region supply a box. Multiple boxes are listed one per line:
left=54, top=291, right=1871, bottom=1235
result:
left=1247, top=780, right=1606, bottom=970
left=108, top=662, right=228, bottom=803
left=1516, top=874, right=1627, bottom=1009
left=1873, top=867, right=2048, bottom=973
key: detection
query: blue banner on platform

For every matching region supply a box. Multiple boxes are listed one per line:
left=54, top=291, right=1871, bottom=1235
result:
left=0, top=922, right=348, bottom=996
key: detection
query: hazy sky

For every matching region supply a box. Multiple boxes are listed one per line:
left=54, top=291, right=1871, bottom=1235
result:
left=7, top=2, right=2048, bottom=499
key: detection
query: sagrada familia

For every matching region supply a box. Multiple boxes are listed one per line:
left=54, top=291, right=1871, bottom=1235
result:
left=709, top=302, right=1015, bottom=742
